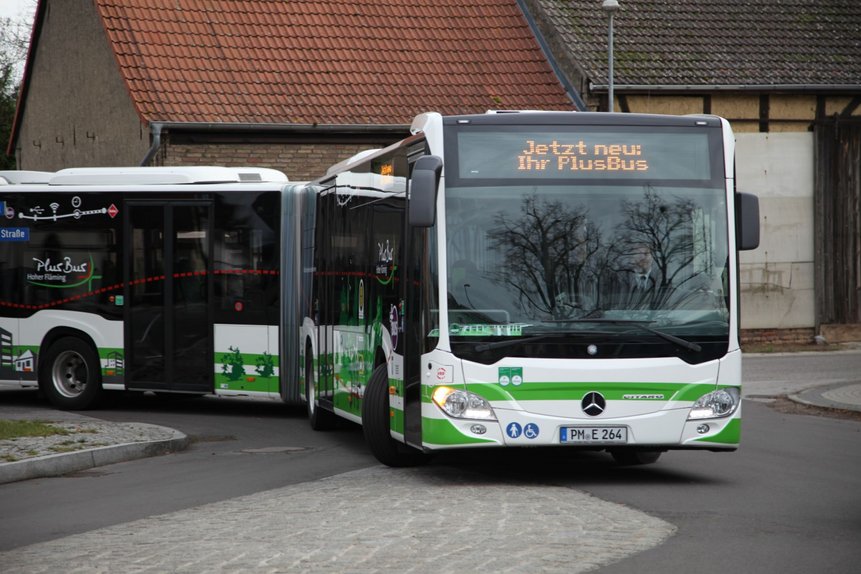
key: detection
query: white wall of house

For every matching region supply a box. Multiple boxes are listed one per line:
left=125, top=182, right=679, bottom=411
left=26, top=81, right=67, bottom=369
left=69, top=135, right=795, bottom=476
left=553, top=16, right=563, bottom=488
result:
left=736, top=133, right=815, bottom=329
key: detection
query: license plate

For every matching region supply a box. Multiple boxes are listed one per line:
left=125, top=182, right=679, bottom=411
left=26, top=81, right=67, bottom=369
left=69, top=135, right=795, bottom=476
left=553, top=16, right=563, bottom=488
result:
left=560, top=426, right=628, bottom=444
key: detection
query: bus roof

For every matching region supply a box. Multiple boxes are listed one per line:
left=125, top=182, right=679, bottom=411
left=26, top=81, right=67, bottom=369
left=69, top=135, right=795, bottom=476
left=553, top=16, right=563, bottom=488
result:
left=443, top=111, right=723, bottom=127
left=1, top=166, right=288, bottom=186
left=0, top=171, right=55, bottom=185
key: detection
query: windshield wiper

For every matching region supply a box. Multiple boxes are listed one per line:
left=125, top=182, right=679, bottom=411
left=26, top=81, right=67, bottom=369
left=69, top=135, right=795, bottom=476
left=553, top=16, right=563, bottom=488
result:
left=547, top=318, right=702, bottom=353
left=473, top=334, right=555, bottom=353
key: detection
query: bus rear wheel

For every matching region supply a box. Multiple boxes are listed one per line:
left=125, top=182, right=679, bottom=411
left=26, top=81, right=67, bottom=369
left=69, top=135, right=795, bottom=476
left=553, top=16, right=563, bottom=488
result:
left=362, top=364, right=426, bottom=467
left=40, top=336, right=103, bottom=410
left=610, top=448, right=663, bottom=466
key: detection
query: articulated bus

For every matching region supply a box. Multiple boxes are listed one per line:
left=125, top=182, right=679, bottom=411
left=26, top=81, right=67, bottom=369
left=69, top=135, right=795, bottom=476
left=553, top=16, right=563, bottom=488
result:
left=0, top=111, right=759, bottom=467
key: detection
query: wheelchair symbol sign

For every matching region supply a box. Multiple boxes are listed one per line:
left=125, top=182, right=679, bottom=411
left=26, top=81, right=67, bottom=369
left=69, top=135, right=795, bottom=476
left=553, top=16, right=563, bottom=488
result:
left=524, top=423, right=539, bottom=439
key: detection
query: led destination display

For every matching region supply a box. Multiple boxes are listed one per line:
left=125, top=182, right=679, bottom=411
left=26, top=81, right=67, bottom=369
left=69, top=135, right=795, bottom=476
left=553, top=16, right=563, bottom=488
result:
left=518, top=139, right=648, bottom=173
left=455, top=129, right=717, bottom=183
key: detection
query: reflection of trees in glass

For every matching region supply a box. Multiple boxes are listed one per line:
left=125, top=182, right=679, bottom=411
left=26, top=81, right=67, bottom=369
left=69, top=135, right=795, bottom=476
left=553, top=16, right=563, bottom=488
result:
left=487, top=194, right=602, bottom=319
left=619, top=188, right=701, bottom=286
left=608, top=187, right=707, bottom=309
left=484, top=188, right=709, bottom=317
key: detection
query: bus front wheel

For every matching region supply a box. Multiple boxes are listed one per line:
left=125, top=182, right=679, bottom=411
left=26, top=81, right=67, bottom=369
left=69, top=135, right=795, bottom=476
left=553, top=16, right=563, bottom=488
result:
left=362, top=365, right=426, bottom=467
left=40, top=336, right=103, bottom=410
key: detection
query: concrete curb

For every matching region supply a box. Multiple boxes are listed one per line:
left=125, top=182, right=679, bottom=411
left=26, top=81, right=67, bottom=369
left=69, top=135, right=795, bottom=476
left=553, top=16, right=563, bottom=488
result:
left=788, top=382, right=861, bottom=414
left=0, top=425, right=189, bottom=485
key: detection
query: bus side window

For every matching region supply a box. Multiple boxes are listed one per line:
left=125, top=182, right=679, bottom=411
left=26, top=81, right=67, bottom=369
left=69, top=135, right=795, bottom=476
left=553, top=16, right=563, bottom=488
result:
left=214, top=192, right=280, bottom=324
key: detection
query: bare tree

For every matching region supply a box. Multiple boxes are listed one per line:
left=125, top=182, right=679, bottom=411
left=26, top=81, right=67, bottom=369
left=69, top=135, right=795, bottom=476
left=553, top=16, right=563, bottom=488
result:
left=1, top=5, right=35, bottom=169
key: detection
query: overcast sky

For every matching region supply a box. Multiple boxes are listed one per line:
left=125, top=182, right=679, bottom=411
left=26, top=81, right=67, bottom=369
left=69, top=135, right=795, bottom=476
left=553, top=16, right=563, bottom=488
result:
left=0, top=0, right=36, bottom=22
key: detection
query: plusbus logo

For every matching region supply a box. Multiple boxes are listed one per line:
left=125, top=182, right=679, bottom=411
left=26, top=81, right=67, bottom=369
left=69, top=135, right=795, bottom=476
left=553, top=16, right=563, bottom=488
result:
left=27, top=254, right=101, bottom=290
left=33, top=256, right=88, bottom=275
left=375, top=239, right=396, bottom=285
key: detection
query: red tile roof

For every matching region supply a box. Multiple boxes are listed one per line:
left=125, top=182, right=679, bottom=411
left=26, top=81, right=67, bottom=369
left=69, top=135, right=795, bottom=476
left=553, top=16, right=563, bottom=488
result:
left=95, top=0, right=574, bottom=125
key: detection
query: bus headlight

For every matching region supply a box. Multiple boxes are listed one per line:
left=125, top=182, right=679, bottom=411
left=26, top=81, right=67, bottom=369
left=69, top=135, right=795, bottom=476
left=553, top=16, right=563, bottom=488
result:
left=687, top=388, right=739, bottom=420
left=432, top=387, right=497, bottom=420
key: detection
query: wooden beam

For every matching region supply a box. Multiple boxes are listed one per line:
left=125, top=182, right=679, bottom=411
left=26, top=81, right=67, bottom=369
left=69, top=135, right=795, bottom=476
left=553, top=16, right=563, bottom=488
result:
left=759, top=95, right=769, bottom=133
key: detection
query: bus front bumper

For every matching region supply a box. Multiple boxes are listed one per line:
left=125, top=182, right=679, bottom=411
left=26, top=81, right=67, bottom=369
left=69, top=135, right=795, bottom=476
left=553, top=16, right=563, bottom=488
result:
left=420, top=402, right=740, bottom=451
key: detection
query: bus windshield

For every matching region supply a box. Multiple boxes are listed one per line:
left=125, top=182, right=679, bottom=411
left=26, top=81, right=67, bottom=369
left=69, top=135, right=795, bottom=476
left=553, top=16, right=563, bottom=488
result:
left=443, top=124, right=730, bottom=361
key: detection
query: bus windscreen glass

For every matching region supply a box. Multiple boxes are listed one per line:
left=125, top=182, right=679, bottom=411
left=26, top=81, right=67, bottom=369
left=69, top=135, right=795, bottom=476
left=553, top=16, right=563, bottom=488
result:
left=443, top=123, right=729, bottom=364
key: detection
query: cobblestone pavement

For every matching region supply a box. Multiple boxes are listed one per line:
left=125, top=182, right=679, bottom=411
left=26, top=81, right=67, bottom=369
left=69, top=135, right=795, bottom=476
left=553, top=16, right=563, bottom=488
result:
left=0, top=466, right=674, bottom=573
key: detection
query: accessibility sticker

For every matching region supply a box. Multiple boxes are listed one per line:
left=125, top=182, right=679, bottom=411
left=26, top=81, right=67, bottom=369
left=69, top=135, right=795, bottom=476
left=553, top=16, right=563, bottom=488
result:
left=506, top=422, right=523, bottom=439
left=524, top=423, right=539, bottom=439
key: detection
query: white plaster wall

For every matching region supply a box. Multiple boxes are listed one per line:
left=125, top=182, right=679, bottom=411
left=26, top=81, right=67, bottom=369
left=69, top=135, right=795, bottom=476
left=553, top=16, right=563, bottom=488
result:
left=736, top=133, right=814, bottom=329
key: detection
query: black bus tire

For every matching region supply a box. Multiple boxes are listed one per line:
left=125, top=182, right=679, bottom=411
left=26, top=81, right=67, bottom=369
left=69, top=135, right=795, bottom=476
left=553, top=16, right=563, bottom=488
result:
left=306, top=350, right=337, bottom=430
left=39, top=336, right=103, bottom=410
left=362, top=364, right=426, bottom=467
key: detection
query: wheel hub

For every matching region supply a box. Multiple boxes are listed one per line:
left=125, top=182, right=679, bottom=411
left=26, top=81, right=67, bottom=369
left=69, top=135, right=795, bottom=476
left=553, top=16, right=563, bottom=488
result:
left=52, top=350, right=88, bottom=398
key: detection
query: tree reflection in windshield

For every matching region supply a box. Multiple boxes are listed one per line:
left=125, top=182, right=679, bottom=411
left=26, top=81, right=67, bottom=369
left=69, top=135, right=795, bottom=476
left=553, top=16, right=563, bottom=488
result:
left=485, top=194, right=601, bottom=319
left=446, top=186, right=728, bottom=328
left=603, top=187, right=712, bottom=311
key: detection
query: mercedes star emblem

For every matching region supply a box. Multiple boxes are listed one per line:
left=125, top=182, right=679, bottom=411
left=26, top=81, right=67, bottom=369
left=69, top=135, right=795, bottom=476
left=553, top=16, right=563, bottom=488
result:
left=581, top=391, right=606, bottom=416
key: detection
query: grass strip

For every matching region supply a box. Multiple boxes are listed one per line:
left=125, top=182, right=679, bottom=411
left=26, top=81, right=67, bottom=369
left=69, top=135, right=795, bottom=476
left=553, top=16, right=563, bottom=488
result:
left=0, top=420, right=70, bottom=441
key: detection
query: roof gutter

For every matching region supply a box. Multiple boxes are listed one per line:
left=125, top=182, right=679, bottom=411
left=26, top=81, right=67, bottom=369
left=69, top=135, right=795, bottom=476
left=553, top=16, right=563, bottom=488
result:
left=589, top=83, right=861, bottom=94
left=140, top=121, right=410, bottom=167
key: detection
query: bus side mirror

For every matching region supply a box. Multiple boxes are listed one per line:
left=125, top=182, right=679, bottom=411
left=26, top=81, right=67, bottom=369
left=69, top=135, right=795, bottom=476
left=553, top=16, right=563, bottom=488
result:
left=736, top=192, right=760, bottom=251
left=409, top=155, right=443, bottom=228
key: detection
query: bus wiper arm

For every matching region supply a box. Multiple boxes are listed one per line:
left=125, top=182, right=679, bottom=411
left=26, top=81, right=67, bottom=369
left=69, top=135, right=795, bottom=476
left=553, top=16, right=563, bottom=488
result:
left=549, top=319, right=702, bottom=353
left=473, top=334, right=554, bottom=353
left=625, top=323, right=702, bottom=353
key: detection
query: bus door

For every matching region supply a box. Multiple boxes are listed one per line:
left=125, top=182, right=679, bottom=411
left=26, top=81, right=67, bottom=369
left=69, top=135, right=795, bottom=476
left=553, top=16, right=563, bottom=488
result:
left=401, top=163, right=435, bottom=448
left=124, top=201, right=213, bottom=392
left=394, top=144, right=431, bottom=448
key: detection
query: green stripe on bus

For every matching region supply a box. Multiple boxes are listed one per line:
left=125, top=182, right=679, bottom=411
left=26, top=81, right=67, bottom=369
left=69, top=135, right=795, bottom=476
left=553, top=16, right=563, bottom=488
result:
left=422, top=417, right=494, bottom=445
left=214, top=373, right=274, bottom=393
left=696, top=418, right=741, bottom=444
left=96, top=347, right=123, bottom=358
left=423, top=382, right=730, bottom=403
left=216, top=351, right=280, bottom=368
left=390, top=407, right=404, bottom=435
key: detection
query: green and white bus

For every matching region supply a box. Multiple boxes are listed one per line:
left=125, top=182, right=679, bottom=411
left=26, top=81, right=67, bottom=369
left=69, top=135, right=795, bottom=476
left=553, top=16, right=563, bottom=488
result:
left=0, top=111, right=759, bottom=467
left=299, top=111, right=759, bottom=466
